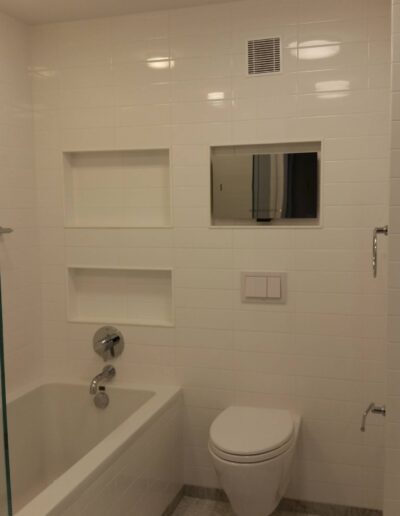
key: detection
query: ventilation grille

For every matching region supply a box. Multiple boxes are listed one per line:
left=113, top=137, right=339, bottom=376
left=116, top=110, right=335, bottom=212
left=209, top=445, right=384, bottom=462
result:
left=247, top=37, right=281, bottom=75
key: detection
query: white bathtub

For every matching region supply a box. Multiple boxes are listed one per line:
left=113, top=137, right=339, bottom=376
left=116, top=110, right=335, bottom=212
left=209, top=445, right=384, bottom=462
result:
left=7, top=381, right=182, bottom=516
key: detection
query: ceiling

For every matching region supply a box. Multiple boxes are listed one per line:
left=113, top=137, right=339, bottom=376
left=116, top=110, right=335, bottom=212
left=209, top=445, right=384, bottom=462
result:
left=0, top=0, right=234, bottom=25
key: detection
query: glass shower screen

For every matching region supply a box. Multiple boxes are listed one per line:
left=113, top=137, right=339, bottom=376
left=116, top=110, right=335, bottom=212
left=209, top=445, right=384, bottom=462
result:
left=0, top=277, right=12, bottom=515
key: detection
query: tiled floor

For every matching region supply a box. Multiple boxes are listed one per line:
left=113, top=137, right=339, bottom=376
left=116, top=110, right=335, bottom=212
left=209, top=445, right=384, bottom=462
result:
left=172, top=496, right=317, bottom=516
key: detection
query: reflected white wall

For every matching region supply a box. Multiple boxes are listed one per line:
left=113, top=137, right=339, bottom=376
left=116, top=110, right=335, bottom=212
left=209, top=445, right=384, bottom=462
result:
left=0, top=13, right=42, bottom=393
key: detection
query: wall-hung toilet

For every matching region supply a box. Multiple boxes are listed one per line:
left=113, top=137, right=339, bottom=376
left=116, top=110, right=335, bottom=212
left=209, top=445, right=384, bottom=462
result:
left=208, top=407, right=301, bottom=516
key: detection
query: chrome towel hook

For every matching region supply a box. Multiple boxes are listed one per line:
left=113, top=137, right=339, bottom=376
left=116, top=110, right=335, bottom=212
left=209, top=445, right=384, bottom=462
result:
left=372, top=225, right=388, bottom=278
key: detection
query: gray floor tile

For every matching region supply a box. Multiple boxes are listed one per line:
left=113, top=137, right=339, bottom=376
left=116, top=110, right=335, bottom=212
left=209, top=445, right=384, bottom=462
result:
left=172, top=496, right=318, bottom=516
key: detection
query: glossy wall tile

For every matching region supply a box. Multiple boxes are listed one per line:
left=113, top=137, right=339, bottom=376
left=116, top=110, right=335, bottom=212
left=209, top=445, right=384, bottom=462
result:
left=28, top=0, right=392, bottom=511
left=0, top=12, right=42, bottom=393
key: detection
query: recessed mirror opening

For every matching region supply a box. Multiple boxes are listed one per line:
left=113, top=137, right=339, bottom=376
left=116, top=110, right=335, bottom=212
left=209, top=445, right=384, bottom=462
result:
left=211, top=142, right=321, bottom=226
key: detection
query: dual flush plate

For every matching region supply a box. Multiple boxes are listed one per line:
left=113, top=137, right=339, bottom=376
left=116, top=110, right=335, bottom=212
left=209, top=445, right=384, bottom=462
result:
left=241, top=272, right=287, bottom=304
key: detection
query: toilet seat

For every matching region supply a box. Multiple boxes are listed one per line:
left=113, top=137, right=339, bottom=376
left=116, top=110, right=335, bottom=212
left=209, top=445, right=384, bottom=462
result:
left=209, top=435, right=294, bottom=463
left=209, top=407, right=295, bottom=464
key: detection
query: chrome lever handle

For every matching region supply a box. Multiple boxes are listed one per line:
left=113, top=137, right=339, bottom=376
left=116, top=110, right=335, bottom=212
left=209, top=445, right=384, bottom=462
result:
left=361, top=402, right=386, bottom=432
left=372, top=225, right=388, bottom=278
left=361, top=402, right=375, bottom=432
left=97, top=334, right=120, bottom=357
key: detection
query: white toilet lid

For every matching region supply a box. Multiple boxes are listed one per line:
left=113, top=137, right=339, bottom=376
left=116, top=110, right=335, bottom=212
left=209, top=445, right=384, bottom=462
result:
left=209, top=407, right=294, bottom=456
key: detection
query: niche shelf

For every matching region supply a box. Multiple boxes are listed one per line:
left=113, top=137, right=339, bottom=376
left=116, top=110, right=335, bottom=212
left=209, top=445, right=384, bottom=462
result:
left=63, top=149, right=171, bottom=228
left=67, top=267, right=174, bottom=326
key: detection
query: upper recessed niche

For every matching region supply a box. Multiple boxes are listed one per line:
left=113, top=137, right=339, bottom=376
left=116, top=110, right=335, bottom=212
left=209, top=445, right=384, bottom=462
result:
left=64, top=149, right=171, bottom=228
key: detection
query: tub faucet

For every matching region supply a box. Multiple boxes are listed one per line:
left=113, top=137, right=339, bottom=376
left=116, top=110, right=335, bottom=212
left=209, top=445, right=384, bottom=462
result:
left=89, top=365, right=116, bottom=395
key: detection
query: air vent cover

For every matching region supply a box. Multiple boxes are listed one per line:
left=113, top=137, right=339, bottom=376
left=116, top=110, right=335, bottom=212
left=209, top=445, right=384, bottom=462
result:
left=247, top=37, right=281, bottom=75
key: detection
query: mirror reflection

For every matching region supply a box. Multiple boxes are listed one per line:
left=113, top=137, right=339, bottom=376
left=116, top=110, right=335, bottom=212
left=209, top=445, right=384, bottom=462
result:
left=211, top=144, right=320, bottom=226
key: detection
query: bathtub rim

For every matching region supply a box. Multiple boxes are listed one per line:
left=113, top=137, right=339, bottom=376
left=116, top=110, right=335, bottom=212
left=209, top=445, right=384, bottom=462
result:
left=9, top=379, right=182, bottom=516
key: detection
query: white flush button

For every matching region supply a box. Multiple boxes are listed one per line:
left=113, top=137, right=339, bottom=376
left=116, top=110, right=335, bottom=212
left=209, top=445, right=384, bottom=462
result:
left=267, top=276, right=281, bottom=299
left=241, top=272, right=286, bottom=304
left=245, top=276, right=267, bottom=298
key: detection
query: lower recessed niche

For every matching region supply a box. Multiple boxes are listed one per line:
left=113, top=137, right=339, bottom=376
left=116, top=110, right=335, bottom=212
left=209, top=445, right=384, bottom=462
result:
left=67, top=267, right=173, bottom=326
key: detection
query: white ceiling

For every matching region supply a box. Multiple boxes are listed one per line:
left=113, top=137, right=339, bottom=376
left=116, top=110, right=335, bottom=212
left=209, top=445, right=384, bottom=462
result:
left=0, top=0, right=234, bottom=25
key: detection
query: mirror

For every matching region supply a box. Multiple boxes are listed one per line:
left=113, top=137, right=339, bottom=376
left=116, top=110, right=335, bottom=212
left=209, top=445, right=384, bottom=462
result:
left=211, top=143, right=320, bottom=226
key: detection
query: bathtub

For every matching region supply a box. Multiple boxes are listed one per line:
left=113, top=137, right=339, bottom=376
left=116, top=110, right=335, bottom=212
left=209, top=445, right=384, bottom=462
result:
left=6, top=381, right=182, bottom=516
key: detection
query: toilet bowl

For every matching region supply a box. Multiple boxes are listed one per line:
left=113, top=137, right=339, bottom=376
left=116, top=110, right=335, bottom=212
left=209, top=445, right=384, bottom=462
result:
left=208, top=406, right=301, bottom=516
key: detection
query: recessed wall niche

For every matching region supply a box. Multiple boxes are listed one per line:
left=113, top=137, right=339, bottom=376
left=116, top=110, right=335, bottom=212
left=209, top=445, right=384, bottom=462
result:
left=63, top=149, right=171, bottom=228
left=67, top=267, right=173, bottom=326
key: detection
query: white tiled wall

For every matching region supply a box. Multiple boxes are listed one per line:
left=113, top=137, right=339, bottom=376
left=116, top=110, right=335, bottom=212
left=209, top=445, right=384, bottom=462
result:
left=384, top=1, right=400, bottom=515
left=0, top=12, right=42, bottom=393
left=30, top=0, right=391, bottom=510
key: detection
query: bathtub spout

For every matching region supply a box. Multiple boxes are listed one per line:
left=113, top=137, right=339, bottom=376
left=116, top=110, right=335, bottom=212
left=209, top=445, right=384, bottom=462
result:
left=89, top=365, right=116, bottom=395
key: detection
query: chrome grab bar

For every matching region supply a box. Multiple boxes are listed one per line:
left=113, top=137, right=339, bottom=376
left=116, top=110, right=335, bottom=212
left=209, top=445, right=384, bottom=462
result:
left=373, top=225, right=388, bottom=278
left=0, top=227, right=13, bottom=234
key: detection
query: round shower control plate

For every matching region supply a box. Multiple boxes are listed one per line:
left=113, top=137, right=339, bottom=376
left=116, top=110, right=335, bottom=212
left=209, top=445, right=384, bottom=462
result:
left=93, top=326, right=124, bottom=361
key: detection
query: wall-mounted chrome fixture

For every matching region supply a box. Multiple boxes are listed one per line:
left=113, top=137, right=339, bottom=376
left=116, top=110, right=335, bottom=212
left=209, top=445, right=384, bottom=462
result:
left=360, top=402, right=386, bottom=432
left=0, top=227, right=13, bottom=234
left=89, top=364, right=116, bottom=395
left=372, top=225, right=388, bottom=277
left=93, top=326, right=124, bottom=361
